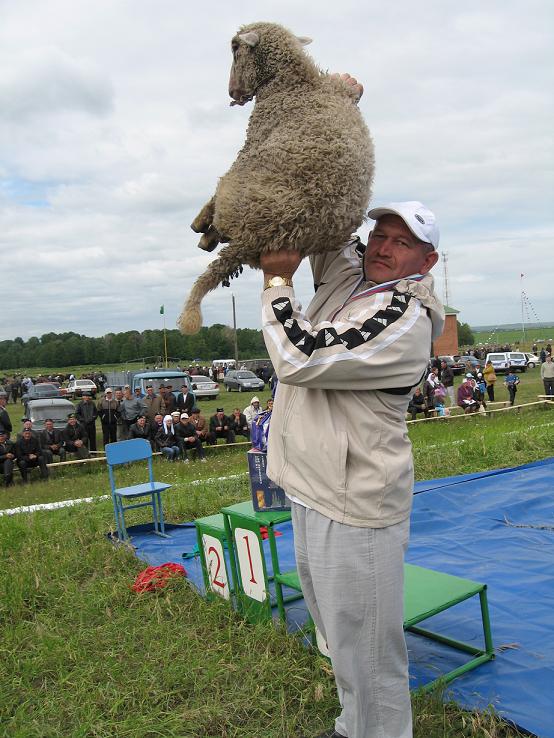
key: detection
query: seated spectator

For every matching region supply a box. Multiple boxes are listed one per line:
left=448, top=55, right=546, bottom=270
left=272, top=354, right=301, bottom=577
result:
left=155, top=415, right=181, bottom=461
left=150, top=413, right=164, bottom=449
left=457, top=375, right=479, bottom=413
left=207, top=408, right=235, bottom=445
left=407, top=387, right=429, bottom=420
left=423, top=372, right=438, bottom=412
left=243, top=396, right=261, bottom=430
left=230, top=407, right=250, bottom=440
left=128, top=414, right=152, bottom=445
left=16, top=428, right=49, bottom=482
left=40, top=419, right=66, bottom=463
left=189, top=407, right=208, bottom=443
left=63, top=413, right=91, bottom=459
left=175, top=413, right=206, bottom=463
left=504, top=371, right=520, bottom=406
left=433, top=384, right=449, bottom=417
left=0, top=429, right=16, bottom=486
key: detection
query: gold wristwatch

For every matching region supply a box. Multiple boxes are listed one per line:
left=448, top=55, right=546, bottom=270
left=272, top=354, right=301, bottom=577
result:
left=264, top=275, right=293, bottom=290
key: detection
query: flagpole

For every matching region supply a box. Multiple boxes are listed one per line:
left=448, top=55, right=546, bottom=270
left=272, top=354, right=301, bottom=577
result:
left=519, top=273, right=525, bottom=350
left=160, top=305, right=168, bottom=368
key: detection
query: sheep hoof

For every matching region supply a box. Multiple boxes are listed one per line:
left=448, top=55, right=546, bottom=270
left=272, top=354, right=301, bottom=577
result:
left=198, top=226, right=221, bottom=252
left=179, top=306, right=203, bottom=335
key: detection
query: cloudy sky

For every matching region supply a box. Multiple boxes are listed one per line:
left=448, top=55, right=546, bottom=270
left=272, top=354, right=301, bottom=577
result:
left=2, top=0, right=553, bottom=341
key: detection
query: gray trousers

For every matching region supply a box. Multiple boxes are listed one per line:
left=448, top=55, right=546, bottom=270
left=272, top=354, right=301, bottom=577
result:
left=291, top=503, right=412, bottom=738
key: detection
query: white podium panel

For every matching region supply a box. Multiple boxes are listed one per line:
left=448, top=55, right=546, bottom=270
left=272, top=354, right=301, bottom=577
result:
left=234, top=527, right=267, bottom=602
left=202, top=533, right=230, bottom=600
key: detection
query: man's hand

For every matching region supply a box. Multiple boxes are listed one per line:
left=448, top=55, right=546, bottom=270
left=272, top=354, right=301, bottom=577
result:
left=260, top=250, right=302, bottom=280
left=330, top=72, right=364, bottom=101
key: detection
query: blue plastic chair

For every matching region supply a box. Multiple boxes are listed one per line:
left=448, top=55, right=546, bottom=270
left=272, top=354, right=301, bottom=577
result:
left=105, top=439, right=171, bottom=540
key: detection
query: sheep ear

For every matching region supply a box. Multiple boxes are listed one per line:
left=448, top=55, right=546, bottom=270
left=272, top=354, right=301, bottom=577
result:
left=238, top=31, right=260, bottom=47
left=296, top=36, right=313, bottom=46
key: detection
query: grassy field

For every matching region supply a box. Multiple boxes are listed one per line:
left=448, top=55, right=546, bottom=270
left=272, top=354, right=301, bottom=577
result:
left=2, top=373, right=552, bottom=736
left=471, top=326, right=553, bottom=350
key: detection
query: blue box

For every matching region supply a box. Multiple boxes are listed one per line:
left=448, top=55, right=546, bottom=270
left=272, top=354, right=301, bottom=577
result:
left=247, top=450, right=290, bottom=512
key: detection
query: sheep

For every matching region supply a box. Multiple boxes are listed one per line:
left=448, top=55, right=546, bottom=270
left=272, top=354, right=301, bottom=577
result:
left=179, top=21, right=374, bottom=335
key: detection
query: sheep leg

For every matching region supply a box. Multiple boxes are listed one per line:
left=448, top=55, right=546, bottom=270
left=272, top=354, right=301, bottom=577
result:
left=191, top=197, right=215, bottom=234
left=178, top=242, right=246, bottom=335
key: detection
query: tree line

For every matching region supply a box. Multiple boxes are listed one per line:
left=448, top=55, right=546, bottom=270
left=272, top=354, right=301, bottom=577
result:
left=0, top=325, right=268, bottom=370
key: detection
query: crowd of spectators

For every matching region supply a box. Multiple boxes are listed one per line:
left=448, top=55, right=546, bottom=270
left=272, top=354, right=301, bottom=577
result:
left=0, top=381, right=274, bottom=486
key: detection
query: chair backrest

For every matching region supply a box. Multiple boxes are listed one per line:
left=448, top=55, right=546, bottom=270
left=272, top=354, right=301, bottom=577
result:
left=105, top=439, right=154, bottom=496
left=105, top=438, right=152, bottom=466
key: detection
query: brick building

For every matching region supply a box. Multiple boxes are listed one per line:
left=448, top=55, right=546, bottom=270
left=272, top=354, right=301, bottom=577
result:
left=432, top=305, right=460, bottom=356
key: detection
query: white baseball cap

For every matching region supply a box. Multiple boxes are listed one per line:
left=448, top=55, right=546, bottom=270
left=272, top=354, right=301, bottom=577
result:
left=368, top=201, right=440, bottom=250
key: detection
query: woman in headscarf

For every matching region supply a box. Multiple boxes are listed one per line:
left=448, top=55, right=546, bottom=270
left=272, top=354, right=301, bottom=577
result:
left=155, top=414, right=181, bottom=461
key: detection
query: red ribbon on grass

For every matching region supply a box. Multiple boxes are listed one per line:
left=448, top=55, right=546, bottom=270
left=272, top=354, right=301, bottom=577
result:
left=132, top=563, right=187, bottom=593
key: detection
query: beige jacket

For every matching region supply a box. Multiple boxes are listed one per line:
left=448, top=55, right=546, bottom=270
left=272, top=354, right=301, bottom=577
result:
left=262, top=240, right=444, bottom=528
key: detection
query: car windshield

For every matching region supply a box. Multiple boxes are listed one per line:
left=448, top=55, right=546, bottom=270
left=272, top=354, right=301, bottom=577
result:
left=35, top=385, right=58, bottom=394
left=236, top=372, right=257, bottom=379
left=30, top=406, right=69, bottom=422
left=76, top=380, right=92, bottom=386
left=489, top=354, right=504, bottom=361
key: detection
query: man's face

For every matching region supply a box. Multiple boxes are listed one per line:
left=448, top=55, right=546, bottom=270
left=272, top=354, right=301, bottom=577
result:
left=45, top=421, right=54, bottom=431
left=137, top=417, right=146, bottom=427
left=23, top=430, right=32, bottom=440
left=115, top=391, right=123, bottom=400
left=364, top=215, right=438, bottom=283
left=68, top=417, right=77, bottom=426
left=147, top=387, right=154, bottom=396
left=154, top=414, right=163, bottom=424
left=23, top=422, right=32, bottom=432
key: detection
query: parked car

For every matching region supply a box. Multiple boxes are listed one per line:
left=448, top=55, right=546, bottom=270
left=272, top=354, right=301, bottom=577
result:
left=525, top=353, right=540, bottom=369
left=66, top=379, right=98, bottom=398
left=131, top=370, right=192, bottom=398
left=21, top=383, right=62, bottom=413
left=457, top=355, right=482, bottom=371
left=437, top=355, right=464, bottom=375
left=485, top=351, right=527, bottom=373
left=190, top=375, right=219, bottom=400
left=26, top=398, right=76, bottom=431
left=223, top=370, right=265, bottom=393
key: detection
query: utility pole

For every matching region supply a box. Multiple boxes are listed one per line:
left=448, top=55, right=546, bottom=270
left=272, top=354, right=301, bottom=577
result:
left=441, top=252, right=450, bottom=306
left=231, top=293, right=239, bottom=366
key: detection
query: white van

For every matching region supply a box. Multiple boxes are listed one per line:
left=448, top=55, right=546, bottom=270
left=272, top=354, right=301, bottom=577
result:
left=485, top=352, right=527, bottom=373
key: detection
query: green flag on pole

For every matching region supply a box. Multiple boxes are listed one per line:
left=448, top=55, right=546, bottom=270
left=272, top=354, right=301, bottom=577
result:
left=160, top=305, right=164, bottom=315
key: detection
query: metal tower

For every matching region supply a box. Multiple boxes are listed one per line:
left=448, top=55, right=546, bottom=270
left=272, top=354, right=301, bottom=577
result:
left=441, top=251, right=450, bottom=306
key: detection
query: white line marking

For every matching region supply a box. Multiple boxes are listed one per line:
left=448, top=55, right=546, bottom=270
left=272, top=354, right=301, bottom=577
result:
left=0, top=472, right=249, bottom=517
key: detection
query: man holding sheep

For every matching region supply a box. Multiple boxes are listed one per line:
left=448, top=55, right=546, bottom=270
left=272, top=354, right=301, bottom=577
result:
left=261, top=192, right=444, bottom=737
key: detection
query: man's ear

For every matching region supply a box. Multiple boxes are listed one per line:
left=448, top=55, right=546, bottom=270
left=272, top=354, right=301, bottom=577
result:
left=421, top=249, right=439, bottom=275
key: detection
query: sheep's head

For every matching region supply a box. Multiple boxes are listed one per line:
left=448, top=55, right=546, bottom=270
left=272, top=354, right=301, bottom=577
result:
left=229, top=22, right=313, bottom=107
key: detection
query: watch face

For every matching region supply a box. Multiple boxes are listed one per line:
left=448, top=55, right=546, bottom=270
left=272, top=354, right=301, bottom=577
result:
left=270, top=276, right=285, bottom=287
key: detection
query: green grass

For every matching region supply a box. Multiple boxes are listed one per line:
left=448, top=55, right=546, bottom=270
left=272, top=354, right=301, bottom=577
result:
left=2, top=376, right=551, bottom=736
left=471, top=326, right=553, bottom=349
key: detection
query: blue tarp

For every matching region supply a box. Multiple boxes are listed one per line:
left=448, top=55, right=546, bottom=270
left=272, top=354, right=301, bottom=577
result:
left=126, top=457, right=554, bottom=738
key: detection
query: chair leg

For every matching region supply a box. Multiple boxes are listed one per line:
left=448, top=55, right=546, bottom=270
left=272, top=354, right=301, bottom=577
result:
left=157, top=491, right=166, bottom=535
left=151, top=493, right=159, bottom=534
